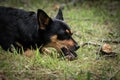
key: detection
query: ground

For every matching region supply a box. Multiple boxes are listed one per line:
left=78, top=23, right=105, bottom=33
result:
left=0, top=0, right=120, bottom=80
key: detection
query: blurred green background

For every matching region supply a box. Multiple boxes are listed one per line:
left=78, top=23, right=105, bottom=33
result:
left=0, top=0, right=120, bottom=80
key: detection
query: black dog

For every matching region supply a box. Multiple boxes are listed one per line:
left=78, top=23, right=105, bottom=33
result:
left=0, top=6, right=79, bottom=60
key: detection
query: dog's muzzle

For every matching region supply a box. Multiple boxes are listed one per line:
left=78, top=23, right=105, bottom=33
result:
left=61, top=45, right=80, bottom=61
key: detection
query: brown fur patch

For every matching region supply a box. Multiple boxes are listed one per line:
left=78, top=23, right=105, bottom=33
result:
left=43, top=35, right=75, bottom=52
left=66, top=29, right=73, bottom=35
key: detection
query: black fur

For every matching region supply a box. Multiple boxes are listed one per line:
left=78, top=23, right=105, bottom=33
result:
left=0, top=6, right=42, bottom=50
left=0, top=6, right=79, bottom=60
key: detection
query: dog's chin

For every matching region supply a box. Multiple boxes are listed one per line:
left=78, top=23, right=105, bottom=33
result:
left=61, top=48, right=77, bottom=61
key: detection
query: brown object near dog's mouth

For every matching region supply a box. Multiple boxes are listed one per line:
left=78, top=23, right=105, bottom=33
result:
left=61, top=47, right=77, bottom=61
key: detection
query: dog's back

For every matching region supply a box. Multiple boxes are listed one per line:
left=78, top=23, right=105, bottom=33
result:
left=0, top=6, right=39, bottom=50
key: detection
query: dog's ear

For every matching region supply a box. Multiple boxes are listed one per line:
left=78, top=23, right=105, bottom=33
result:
left=37, top=9, right=52, bottom=30
left=56, top=8, right=64, bottom=20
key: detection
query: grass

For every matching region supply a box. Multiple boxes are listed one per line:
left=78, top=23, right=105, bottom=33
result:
left=0, top=1, right=120, bottom=80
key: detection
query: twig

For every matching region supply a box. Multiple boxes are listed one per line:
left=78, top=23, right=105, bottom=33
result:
left=81, top=41, right=101, bottom=47
left=99, top=39, right=120, bottom=44
left=80, top=41, right=117, bottom=56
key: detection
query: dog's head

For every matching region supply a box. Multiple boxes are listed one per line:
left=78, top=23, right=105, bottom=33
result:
left=37, top=9, right=79, bottom=60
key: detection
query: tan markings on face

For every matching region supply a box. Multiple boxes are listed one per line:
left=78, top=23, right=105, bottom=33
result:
left=43, top=35, right=75, bottom=52
left=66, top=29, right=73, bottom=35
left=59, top=39, right=75, bottom=47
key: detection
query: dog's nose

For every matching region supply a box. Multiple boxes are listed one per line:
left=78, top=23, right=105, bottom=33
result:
left=75, top=45, right=80, bottom=50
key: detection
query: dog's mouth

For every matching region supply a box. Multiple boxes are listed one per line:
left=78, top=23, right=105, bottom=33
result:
left=61, top=47, right=77, bottom=61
